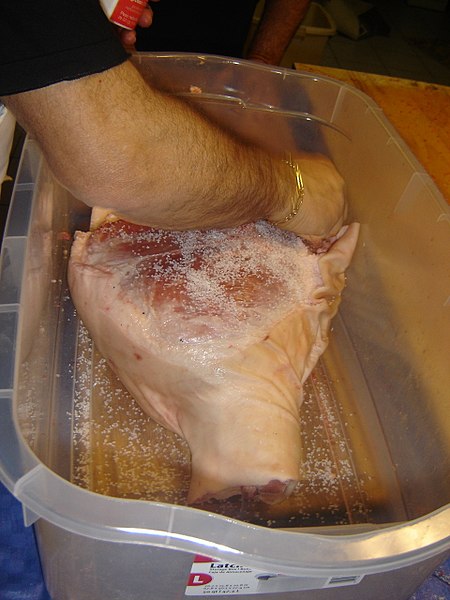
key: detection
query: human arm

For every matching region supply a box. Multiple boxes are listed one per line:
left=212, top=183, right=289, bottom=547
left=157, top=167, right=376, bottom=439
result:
left=1, top=59, right=344, bottom=236
left=2, top=58, right=343, bottom=236
left=246, top=0, right=311, bottom=65
left=1, top=60, right=286, bottom=230
left=0, top=0, right=343, bottom=237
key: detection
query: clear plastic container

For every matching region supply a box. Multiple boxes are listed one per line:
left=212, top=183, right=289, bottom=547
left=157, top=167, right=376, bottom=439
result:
left=0, top=54, right=449, bottom=600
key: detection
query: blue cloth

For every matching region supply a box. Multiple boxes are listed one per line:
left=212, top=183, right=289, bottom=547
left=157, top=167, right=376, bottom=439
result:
left=0, top=481, right=448, bottom=599
left=0, top=482, right=51, bottom=600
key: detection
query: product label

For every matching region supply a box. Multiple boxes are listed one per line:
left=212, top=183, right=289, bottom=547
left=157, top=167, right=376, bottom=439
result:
left=185, top=555, right=265, bottom=596
left=185, top=555, right=365, bottom=596
left=110, top=0, right=147, bottom=29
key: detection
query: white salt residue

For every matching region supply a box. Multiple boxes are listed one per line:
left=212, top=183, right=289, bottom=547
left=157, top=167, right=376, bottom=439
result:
left=180, top=222, right=315, bottom=319
left=72, top=322, right=190, bottom=501
left=16, top=360, right=39, bottom=449
left=85, top=220, right=321, bottom=355
left=72, top=322, right=94, bottom=489
left=294, top=362, right=372, bottom=526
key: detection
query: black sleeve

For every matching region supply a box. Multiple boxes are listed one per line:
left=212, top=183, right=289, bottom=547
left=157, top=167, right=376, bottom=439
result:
left=0, top=0, right=129, bottom=96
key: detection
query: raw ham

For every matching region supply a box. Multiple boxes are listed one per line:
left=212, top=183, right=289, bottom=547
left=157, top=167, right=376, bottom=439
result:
left=68, top=214, right=359, bottom=505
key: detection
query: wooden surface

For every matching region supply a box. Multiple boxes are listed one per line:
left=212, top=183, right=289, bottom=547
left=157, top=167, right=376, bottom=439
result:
left=296, top=64, right=450, bottom=205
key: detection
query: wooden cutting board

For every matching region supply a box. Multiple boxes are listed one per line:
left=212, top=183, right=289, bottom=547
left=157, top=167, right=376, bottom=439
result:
left=295, top=64, right=450, bottom=205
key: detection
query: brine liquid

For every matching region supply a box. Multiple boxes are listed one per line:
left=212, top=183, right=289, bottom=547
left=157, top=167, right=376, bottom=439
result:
left=70, top=319, right=403, bottom=528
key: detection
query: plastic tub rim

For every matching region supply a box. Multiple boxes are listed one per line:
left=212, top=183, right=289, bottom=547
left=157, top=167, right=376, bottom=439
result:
left=11, top=461, right=450, bottom=577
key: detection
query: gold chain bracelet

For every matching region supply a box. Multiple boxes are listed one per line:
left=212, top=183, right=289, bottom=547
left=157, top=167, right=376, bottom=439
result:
left=271, top=154, right=305, bottom=225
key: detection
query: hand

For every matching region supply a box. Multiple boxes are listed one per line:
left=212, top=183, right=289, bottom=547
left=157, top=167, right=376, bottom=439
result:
left=275, top=153, right=347, bottom=241
left=118, top=1, right=158, bottom=50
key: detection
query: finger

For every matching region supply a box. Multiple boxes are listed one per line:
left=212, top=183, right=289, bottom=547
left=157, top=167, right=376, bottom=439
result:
left=138, top=6, right=154, bottom=28
left=120, top=29, right=137, bottom=47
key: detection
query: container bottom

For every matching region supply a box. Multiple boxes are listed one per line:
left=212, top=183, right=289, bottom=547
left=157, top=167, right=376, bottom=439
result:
left=68, top=313, right=407, bottom=529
